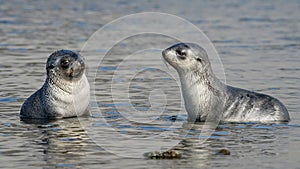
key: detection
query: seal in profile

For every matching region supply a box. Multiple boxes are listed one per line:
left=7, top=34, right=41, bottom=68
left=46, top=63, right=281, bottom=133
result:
left=162, top=43, right=290, bottom=122
left=20, top=50, right=90, bottom=119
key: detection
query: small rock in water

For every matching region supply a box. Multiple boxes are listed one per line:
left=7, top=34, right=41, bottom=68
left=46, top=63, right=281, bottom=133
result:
left=217, top=148, right=230, bottom=155
left=144, top=150, right=182, bottom=159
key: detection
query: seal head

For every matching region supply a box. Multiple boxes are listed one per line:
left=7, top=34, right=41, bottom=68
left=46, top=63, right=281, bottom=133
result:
left=163, top=43, right=210, bottom=75
left=47, top=50, right=86, bottom=82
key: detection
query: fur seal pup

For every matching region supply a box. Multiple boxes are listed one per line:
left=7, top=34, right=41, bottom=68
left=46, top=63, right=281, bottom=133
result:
left=162, top=43, right=290, bottom=122
left=20, top=50, right=90, bottom=119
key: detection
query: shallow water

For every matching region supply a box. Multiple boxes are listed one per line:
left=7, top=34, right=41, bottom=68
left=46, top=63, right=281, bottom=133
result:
left=0, top=0, right=300, bottom=168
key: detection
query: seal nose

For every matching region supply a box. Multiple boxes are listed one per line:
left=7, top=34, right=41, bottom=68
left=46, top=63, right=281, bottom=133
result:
left=70, top=58, right=85, bottom=77
left=71, top=58, right=84, bottom=70
left=162, top=49, right=168, bottom=57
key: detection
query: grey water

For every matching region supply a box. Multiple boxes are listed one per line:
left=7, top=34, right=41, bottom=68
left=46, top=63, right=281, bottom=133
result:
left=0, top=0, right=299, bottom=168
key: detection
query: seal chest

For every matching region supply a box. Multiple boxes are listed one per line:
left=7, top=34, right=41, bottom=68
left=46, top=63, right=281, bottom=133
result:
left=20, top=50, right=90, bottom=119
left=162, top=43, right=290, bottom=123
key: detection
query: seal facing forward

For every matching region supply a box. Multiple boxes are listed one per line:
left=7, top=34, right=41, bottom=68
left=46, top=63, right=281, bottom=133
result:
left=20, top=50, right=90, bottom=119
left=162, top=43, right=290, bottom=122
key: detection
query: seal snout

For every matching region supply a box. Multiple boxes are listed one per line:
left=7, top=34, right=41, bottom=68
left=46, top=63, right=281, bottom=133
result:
left=162, top=48, right=174, bottom=63
left=162, top=47, right=172, bottom=58
left=69, top=59, right=85, bottom=78
left=62, top=56, right=85, bottom=79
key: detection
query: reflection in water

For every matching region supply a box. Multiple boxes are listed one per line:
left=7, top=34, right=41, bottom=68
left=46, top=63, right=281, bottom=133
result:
left=20, top=118, right=93, bottom=167
left=0, top=117, right=112, bottom=168
left=173, top=122, right=282, bottom=168
left=0, top=111, right=296, bottom=168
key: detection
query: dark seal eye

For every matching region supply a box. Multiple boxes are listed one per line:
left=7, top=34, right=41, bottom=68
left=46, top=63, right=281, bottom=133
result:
left=176, top=49, right=187, bottom=60
left=196, top=58, right=203, bottom=63
left=176, top=49, right=187, bottom=56
left=60, top=59, right=70, bottom=69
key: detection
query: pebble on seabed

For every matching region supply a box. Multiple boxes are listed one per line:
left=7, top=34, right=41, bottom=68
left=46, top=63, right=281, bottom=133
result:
left=216, top=148, right=231, bottom=155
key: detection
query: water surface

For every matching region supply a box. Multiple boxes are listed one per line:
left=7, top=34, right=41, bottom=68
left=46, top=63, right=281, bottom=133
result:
left=0, top=0, right=299, bottom=168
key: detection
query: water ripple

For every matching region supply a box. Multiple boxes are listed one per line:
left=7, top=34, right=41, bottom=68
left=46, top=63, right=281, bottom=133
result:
left=0, top=97, right=18, bottom=103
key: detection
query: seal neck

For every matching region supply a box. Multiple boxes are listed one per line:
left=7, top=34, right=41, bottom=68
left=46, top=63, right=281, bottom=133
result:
left=179, top=67, right=223, bottom=97
left=46, top=74, right=88, bottom=94
left=179, top=68, right=225, bottom=121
